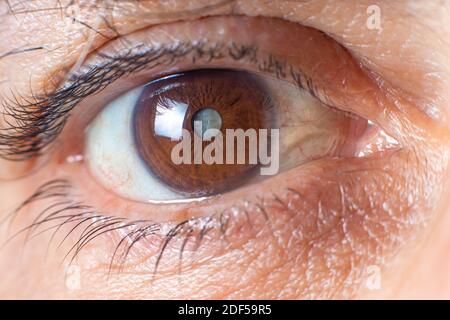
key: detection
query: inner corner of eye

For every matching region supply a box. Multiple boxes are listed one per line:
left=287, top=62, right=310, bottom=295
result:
left=84, top=68, right=396, bottom=204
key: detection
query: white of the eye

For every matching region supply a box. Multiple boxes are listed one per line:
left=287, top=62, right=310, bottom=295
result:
left=85, top=86, right=187, bottom=202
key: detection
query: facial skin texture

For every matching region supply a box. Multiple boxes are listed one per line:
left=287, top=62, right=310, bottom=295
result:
left=0, top=0, right=449, bottom=299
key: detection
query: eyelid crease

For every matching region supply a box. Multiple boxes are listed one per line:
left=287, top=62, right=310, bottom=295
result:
left=0, top=40, right=320, bottom=162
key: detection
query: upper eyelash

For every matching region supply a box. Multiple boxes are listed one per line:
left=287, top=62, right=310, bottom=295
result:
left=0, top=40, right=317, bottom=161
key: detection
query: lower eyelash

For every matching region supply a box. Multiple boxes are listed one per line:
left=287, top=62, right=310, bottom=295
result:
left=1, top=179, right=272, bottom=277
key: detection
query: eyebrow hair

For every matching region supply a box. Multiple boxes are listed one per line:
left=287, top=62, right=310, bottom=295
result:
left=0, top=0, right=237, bottom=65
left=0, top=46, right=44, bottom=60
left=1, top=0, right=236, bottom=18
left=0, top=0, right=236, bottom=48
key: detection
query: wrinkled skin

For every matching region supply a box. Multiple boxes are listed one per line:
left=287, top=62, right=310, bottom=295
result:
left=0, top=0, right=449, bottom=299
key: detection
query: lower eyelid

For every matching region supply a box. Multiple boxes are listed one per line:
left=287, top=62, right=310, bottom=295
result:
left=114, top=149, right=426, bottom=278
left=10, top=148, right=416, bottom=271
left=3, top=140, right=444, bottom=300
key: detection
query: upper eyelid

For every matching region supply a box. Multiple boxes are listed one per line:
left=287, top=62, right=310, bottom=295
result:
left=3, top=1, right=446, bottom=124
left=0, top=40, right=319, bottom=162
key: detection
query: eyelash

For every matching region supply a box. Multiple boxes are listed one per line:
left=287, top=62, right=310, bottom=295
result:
left=0, top=35, right=354, bottom=276
left=0, top=40, right=319, bottom=161
left=4, top=179, right=274, bottom=276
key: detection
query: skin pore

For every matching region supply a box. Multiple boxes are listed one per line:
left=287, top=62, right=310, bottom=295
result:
left=0, top=0, right=449, bottom=299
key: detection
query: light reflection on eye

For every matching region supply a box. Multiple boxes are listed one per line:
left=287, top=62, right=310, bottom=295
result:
left=85, top=68, right=389, bottom=203
left=154, top=98, right=188, bottom=140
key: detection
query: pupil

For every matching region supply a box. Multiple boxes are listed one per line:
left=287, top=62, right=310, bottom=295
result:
left=192, top=108, right=222, bottom=140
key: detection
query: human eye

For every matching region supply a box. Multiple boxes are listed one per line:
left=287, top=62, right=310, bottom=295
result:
left=0, top=1, right=449, bottom=300
left=4, top=14, right=398, bottom=280
left=85, top=66, right=391, bottom=202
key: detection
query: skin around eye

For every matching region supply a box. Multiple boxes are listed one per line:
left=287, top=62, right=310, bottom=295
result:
left=0, top=11, right=449, bottom=300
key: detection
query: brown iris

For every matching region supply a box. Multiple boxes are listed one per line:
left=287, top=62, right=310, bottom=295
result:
left=133, top=69, right=275, bottom=197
